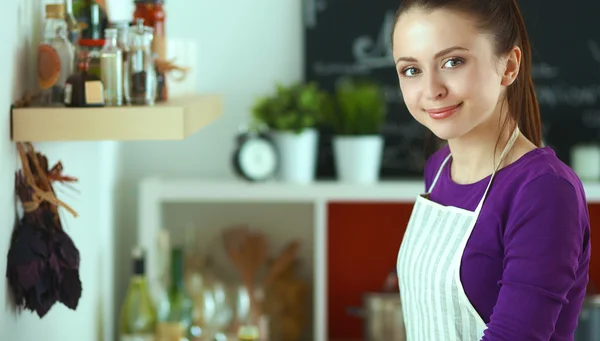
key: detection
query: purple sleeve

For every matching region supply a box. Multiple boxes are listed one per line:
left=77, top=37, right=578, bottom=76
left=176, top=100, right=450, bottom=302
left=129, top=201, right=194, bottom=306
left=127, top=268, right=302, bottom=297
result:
left=480, top=174, right=586, bottom=341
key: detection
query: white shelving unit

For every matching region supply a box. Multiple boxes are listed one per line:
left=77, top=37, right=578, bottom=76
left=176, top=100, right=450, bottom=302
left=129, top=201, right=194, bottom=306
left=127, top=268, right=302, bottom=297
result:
left=137, top=177, right=600, bottom=341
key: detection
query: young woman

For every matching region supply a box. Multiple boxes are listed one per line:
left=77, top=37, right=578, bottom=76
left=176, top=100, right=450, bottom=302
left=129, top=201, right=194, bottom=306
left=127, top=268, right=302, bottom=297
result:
left=392, top=0, right=591, bottom=340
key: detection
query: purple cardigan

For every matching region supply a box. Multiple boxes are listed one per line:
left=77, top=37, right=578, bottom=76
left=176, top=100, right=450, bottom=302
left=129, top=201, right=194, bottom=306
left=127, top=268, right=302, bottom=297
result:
left=424, top=145, right=591, bottom=341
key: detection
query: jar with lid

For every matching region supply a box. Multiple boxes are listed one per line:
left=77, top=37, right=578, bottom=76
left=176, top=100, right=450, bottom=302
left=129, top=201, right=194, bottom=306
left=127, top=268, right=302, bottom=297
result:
left=77, top=38, right=104, bottom=79
left=125, top=19, right=156, bottom=105
left=38, top=3, right=75, bottom=106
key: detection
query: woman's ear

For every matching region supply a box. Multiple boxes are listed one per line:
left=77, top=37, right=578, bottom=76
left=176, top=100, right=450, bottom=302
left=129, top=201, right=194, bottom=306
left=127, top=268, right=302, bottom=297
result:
left=501, top=46, right=521, bottom=86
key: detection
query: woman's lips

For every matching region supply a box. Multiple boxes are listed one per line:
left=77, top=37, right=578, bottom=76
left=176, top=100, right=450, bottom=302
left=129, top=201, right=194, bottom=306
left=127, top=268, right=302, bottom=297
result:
left=426, top=103, right=463, bottom=120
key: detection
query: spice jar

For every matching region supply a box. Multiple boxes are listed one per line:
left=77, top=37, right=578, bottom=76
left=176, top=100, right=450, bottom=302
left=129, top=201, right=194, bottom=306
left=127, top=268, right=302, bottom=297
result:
left=125, top=19, right=156, bottom=105
left=77, top=39, right=104, bottom=79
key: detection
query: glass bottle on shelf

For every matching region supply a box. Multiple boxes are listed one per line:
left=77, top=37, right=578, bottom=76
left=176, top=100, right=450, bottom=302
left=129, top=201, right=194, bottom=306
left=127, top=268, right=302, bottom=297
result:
left=113, top=21, right=131, bottom=105
left=119, top=247, right=158, bottom=341
left=133, top=0, right=168, bottom=102
left=100, top=28, right=123, bottom=106
left=38, top=3, right=75, bottom=106
left=78, top=0, right=108, bottom=40
left=132, top=0, right=166, bottom=59
left=64, top=0, right=80, bottom=44
left=126, top=19, right=157, bottom=105
left=64, top=50, right=104, bottom=107
left=156, top=247, right=194, bottom=341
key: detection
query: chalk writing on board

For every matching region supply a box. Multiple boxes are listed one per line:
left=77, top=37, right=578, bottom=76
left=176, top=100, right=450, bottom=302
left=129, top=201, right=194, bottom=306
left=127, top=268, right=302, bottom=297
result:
left=303, top=0, right=328, bottom=29
left=532, top=43, right=600, bottom=108
left=588, top=40, right=600, bottom=65
left=352, top=11, right=396, bottom=68
left=537, top=84, right=600, bottom=108
left=531, top=63, right=560, bottom=80
left=313, top=11, right=396, bottom=76
left=582, top=110, right=600, bottom=129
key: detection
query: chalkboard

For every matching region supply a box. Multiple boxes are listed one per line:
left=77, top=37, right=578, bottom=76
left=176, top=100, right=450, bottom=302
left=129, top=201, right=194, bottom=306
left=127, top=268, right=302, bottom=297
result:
left=303, top=0, right=597, bottom=179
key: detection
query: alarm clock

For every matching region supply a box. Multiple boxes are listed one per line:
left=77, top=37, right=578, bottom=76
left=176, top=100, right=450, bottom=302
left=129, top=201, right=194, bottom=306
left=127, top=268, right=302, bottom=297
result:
left=232, top=125, right=279, bottom=182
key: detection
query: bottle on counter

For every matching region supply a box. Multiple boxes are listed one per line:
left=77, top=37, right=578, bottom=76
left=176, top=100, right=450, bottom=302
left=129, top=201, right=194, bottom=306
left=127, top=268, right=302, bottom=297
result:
left=119, top=246, right=158, bottom=341
left=38, top=3, right=75, bottom=106
left=64, top=50, right=104, bottom=107
left=100, top=28, right=123, bottom=106
left=156, top=247, right=194, bottom=341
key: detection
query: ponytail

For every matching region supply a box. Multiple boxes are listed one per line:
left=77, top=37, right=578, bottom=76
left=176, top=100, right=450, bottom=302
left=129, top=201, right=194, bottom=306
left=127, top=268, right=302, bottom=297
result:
left=506, top=0, right=542, bottom=147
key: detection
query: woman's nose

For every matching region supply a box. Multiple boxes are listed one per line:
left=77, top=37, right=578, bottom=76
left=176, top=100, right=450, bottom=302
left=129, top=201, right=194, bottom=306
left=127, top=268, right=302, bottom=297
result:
left=424, top=73, right=448, bottom=100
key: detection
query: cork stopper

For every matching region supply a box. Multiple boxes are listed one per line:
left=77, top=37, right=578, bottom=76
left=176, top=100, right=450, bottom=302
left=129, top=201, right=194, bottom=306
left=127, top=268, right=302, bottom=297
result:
left=45, top=4, right=65, bottom=19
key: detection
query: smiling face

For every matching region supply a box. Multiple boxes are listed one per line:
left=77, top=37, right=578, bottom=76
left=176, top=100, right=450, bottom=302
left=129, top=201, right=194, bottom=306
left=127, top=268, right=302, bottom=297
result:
left=392, top=8, right=511, bottom=141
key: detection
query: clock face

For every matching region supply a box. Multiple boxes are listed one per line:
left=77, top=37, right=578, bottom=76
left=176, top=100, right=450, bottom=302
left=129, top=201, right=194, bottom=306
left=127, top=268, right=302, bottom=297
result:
left=238, top=138, right=278, bottom=180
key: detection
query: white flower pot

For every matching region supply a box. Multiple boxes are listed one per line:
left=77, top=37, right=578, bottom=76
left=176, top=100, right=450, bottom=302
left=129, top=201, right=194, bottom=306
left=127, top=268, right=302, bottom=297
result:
left=271, top=128, right=319, bottom=184
left=333, top=135, right=384, bottom=184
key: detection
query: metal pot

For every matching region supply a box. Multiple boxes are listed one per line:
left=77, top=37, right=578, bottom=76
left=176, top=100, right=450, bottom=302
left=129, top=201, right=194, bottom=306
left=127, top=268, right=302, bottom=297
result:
left=575, top=294, right=600, bottom=341
left=347, top=292, right=405, bottom=341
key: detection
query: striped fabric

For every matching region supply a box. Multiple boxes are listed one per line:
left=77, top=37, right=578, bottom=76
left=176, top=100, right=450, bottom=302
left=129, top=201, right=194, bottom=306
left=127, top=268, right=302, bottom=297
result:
left=396, top=128, right=520, bottom=341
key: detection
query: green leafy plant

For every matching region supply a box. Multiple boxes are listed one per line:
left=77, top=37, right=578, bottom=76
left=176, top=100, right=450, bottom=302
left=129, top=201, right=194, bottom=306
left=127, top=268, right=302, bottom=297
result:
left=251, top=82, right=332, bottom=133
left=325, top=78, right=387, bottom=135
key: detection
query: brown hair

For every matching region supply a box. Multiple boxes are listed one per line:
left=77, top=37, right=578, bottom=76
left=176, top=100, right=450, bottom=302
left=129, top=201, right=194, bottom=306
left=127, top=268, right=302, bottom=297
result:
left=392, top=0, right=542, bottom=148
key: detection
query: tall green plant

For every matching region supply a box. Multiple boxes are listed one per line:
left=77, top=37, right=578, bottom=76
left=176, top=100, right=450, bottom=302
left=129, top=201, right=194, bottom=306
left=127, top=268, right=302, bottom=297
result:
left=251, top=82, right=332, bottom=134
left=326, top=79, right=386, bottom=135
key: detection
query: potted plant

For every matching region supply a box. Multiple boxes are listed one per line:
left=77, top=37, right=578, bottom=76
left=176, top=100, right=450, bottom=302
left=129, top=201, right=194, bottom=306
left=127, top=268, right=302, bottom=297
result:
left=326, top=78, right=386, bottom=184
left=251, top=82, right=332, bottom=184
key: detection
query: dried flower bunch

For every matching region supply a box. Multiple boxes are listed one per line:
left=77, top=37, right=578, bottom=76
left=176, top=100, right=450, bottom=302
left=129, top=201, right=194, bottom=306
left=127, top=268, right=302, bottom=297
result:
left=6, top=142, right=81, bottom=318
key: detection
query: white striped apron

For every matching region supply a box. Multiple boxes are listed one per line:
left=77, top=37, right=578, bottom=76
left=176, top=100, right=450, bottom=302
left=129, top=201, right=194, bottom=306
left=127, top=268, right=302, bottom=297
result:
left=397, top=128, right=520, bottom=341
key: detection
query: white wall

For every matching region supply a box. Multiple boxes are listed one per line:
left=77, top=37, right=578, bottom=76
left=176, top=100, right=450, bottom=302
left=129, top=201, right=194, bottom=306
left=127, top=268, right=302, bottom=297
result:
left=0, top=1, right=117, bottom=340
left=112, top=0, right=305, bottom=330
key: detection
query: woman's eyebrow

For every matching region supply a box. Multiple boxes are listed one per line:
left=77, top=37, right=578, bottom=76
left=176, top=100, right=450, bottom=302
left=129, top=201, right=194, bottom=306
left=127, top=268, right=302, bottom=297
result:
left=395, top=46, right=470, bottom=65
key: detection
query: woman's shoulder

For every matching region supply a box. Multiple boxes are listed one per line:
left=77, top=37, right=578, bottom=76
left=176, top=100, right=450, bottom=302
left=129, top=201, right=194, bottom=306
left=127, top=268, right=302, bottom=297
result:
left=496, top=146, right=589, bottom=232
left=499, top=146, right=585, bottom=200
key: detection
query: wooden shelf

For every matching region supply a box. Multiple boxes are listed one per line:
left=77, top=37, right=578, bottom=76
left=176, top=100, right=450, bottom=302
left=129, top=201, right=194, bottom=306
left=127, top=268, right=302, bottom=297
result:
left=10, top=94, right=222, bottom=142
left=139, top=177, right=600, bottom=203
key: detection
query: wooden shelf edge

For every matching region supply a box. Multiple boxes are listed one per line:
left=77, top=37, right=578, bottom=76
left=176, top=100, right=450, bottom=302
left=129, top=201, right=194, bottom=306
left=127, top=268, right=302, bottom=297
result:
left=10, top=94, right=222, bottom=142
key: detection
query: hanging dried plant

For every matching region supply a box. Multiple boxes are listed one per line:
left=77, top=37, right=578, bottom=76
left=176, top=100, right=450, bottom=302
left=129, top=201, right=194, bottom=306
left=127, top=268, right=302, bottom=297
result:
left=6, top=142, right=81, bottom=318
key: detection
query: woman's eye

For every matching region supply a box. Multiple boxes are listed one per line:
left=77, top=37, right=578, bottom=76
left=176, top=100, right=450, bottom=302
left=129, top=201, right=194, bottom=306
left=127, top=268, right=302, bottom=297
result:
left=443, top=58, right=464, bottom=68
left=402, top=67, right=421, bottom=77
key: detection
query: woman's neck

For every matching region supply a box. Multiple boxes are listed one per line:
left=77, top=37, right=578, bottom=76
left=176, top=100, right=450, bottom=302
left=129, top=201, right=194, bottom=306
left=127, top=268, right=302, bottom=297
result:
left=447, top=117, right=515, bottom=185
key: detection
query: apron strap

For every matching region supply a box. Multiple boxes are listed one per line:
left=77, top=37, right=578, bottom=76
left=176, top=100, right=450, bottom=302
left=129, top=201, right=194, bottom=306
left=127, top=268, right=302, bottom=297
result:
left=474, top=127, right=520, bottom=214
left=427, top=127, right=521, bottom=212
left=427, top=152, right=452, bottom=193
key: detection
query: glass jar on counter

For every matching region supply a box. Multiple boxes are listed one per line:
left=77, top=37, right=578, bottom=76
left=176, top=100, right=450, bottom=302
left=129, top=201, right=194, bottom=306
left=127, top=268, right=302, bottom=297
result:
left=125, top=19, right=157, bottom=105
left=77, top=38, right=104, bottom=79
